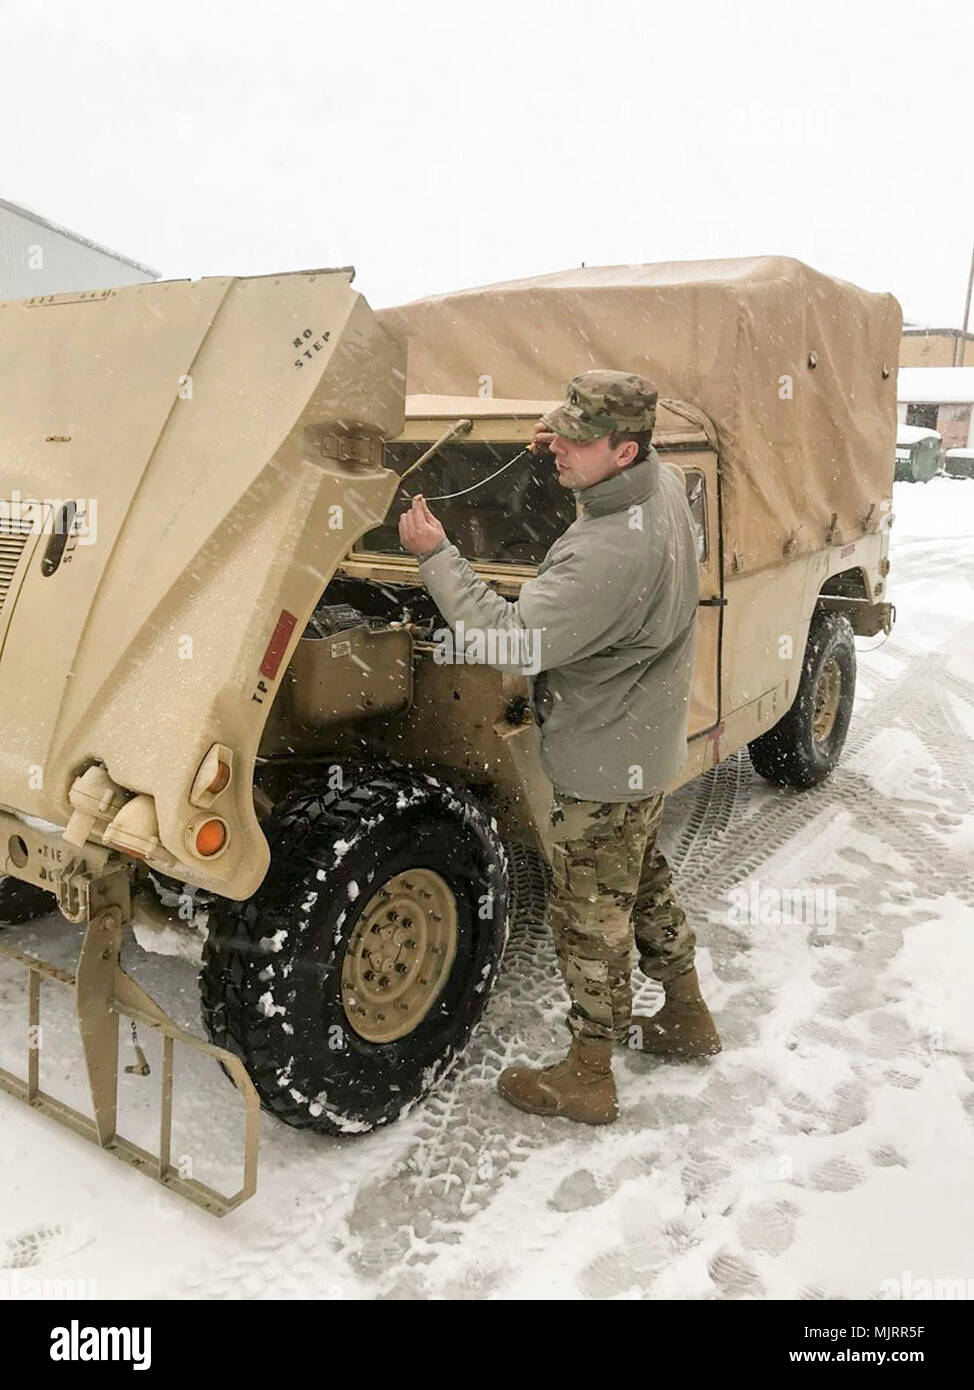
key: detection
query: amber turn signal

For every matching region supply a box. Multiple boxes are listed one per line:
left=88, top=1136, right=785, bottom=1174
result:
left=195, top=818, right=227, bottom=857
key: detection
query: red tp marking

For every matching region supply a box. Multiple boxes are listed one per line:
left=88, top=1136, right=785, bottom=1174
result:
left=260, top=610, right=297, bottom=680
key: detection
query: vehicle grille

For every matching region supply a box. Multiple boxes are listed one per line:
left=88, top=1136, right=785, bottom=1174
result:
left=0, top=516, right=35, bottom=616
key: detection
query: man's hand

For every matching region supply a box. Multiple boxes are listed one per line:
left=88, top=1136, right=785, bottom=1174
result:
left=530, top=421, right=555, bottom=456
left=399, top=494, right=447, bottom=557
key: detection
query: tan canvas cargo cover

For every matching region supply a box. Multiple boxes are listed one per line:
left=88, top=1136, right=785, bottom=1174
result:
left=379, top=257, right=902, bottom=575
left=0, top=269, right=405, bottom=898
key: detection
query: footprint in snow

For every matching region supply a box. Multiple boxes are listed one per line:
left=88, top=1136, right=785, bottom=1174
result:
left=578, top=1242, right=670, bottom=1300
left=869, top=1144, right=908, bottom=1168
left=0, top=1223, right=89, bottom=1270
left=680, top=1151, right=733, bottom=1199
left=884, top=1067, right=923, bottom=1089
left=708, top=1249, right=765, bottom=1298
left=826, top=1079, right=870, bottom=1133
left=807, top=1156, right=865, bottom=1192
left=549, top=1168, right=612, bottom=1213
left=736, top=1199, right=798, bottom=1256
left=866, top=1009, right=916, bottom=1052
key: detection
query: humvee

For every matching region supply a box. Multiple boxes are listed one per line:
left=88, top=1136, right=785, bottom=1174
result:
left=0, top=258, right=899, bottom=1211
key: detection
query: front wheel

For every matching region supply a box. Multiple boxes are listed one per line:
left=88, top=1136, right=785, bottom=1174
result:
left=200, top=766, right=510, bottom=1134
left=748, top=609, right=856, bottom=789
left=0, top=876, right=57, bottom=926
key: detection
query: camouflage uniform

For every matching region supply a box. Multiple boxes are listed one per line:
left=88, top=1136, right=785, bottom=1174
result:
left=419, top=369, right=702, bottom=1054
left=540, top=369, right=659, bottom=441
left=537, top=373, right=698, bottom=1040
left=549, top=789, right=696, bottom=1043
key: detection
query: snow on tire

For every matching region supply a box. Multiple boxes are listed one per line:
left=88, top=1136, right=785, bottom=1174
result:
left=200, top=766, right=510, bottom=1135
left=748, top=608, right=857, bottom=790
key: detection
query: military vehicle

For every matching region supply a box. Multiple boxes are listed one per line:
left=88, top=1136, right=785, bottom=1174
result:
left=0, top=258, right=899, bottom=1211
left=376, top=258, right=898, bottom=793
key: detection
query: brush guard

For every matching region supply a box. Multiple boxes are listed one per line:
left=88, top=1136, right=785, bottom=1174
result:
left=0, top=851, right=259, bottom=1216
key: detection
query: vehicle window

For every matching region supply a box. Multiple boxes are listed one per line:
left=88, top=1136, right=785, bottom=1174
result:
left=684, top=468, right=708, bottom=562
left=358, top=440, right=577, bottom=565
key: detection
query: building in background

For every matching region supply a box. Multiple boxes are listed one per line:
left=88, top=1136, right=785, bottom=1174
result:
left=897, top=366, right=974, bottom=451
left=900, top=324, right=974, bottom=367
left=0, top=198, right=157, bottom=299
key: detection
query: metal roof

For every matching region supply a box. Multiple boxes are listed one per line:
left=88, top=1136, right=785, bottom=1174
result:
left=0, top=197, right=158, bottom=278
left=897, top=366, right=974, bottom=404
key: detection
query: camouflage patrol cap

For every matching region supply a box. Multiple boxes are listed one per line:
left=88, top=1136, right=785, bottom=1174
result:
left=541, top=369, right=658, bottom=442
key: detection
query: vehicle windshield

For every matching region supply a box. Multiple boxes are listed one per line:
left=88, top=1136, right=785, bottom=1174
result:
left=358, top=439, right=577, bottom=565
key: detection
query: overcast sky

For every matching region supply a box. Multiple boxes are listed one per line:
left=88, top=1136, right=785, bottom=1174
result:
left=2, top=0, right=971, bottom=325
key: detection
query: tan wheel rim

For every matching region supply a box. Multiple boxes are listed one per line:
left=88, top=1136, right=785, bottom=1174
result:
left=341, top=868, right=458, bottom=1043
left=813, top=657, right=842, bottom=743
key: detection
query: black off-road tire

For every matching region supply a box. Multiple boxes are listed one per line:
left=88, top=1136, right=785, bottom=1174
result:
left=199, top=766, right=510, bottom=1134
left=748, top=609, right=857, bottom=790
left=0, top=876, right=57, bottom=926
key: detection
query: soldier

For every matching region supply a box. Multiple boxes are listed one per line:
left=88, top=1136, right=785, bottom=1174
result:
left=398, top=370, right=721, bottom=1125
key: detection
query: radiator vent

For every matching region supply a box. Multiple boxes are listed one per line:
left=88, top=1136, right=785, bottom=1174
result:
left=0, top=516, right=35, bottom=616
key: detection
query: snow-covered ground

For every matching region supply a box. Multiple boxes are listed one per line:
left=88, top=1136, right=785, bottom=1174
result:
left=1, top=478, right=972, bottom=1301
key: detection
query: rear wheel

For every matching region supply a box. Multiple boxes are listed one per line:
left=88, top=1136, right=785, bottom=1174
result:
left=748, top=609, right=856, bottom=789
left=200, top=766, right=510, bottom=1134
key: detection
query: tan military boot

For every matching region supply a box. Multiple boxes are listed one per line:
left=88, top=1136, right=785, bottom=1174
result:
left=497, top=1037, right=618, bottom=1124
left=628, top=967, right=722, bottom=1058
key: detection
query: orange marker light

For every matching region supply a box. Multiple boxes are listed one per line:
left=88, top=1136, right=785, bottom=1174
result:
left=207, top=760, right=232, bottom=795
left=195, top=818, right=227, bottom=857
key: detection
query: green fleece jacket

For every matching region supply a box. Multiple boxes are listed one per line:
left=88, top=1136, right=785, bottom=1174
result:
left=417, top=449, right=699, bottom=800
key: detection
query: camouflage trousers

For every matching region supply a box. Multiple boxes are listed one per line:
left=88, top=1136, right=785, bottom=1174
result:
left=548, top=791, right=696, bottom=1043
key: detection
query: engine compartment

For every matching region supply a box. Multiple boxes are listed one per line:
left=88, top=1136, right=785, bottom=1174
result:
left=321, top=571, right=445, bottom=635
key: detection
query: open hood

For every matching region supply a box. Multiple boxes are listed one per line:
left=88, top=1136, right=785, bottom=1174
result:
left=0, top=269, right=405, bottom=897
